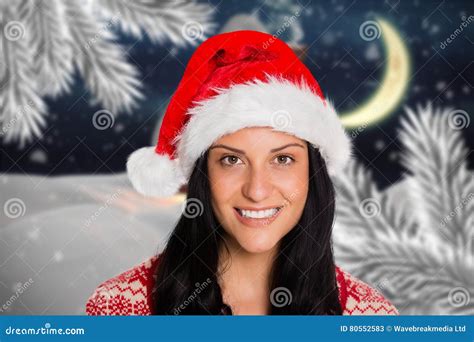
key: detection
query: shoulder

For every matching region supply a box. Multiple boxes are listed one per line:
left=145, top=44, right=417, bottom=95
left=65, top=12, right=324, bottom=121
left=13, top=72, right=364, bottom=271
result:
left=335, top=266, right=399, bottom=315
left=85, top=255, right=160, bottom=315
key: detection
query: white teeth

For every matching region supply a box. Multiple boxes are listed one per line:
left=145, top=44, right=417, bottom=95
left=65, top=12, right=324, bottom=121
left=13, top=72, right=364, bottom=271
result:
left=239, top=208, right=280, bottom=219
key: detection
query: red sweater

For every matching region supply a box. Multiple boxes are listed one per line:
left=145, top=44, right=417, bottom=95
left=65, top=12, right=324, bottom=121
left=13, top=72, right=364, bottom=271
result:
left=86, top=255, right=399, bottom=315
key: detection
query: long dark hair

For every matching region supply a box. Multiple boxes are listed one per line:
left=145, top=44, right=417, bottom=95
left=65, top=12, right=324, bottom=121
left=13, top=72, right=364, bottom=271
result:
left=152, top=141, right=342, bottom=315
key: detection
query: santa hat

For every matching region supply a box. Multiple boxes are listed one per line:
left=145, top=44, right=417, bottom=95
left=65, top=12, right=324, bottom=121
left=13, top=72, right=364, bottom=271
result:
left=127, top=30, right=351, bottom=197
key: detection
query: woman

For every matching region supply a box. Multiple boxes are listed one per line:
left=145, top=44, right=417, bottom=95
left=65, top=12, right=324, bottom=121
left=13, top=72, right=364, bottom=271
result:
left=86, top=30, right=398, bottom=315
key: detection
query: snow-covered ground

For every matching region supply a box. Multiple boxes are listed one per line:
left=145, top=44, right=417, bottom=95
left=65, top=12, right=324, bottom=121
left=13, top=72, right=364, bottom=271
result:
left=0, top=173, right=184, bottom=315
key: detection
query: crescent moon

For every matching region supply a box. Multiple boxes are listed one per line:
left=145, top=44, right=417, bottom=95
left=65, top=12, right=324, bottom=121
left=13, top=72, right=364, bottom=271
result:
left=340, top=19, right=410, bottom=128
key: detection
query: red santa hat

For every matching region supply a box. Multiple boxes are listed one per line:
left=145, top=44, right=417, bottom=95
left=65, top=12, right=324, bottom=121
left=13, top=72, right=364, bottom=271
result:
left=127, top=30, right=351, bottom=197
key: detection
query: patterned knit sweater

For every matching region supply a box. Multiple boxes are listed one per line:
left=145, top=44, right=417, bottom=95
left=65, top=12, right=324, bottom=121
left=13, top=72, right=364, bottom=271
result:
left=85, top=255, right=399, bottom=315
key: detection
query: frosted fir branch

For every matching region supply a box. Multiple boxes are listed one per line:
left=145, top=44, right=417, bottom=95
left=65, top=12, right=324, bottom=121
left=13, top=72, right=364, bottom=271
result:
left=334, top=104, right=473, bottom=314
left=63, top=0, right=143, bottom=114
left=96, top=0, right=217, bottom=46
left=334, top=159, right=417, bottom=240
left=375, top=238, right=473, bottom=315
left=336, top=231, right=473, bottom=314
left=398, top=103, right=474, bottom=250
left=0, top=1, right=47, bottom=147
left=30, top=0, right=74, bottom=98
left=1, top=0, right=216, bottom=145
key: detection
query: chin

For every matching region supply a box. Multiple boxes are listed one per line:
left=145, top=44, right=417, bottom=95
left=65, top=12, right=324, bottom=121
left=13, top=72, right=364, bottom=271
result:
left=236, top=235, right=279, bottom=255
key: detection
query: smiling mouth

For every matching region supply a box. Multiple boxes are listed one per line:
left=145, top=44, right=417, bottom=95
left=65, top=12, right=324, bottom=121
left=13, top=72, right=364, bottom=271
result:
left=234, top=207, right=283, bottom=219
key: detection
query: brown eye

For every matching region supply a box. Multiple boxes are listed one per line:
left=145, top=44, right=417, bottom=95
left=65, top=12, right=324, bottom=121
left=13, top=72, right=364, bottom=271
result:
left=274, top=155, right=294, bottom=165
left=221, top=155, right=243, bottom=166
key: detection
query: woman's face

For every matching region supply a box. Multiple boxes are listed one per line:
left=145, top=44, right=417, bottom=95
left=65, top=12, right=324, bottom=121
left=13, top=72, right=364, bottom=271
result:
left=207, top=127, right=309, bottom=255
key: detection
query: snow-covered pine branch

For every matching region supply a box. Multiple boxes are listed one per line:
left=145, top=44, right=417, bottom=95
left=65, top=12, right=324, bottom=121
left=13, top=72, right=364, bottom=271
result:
left=399, top=104, right=474, bottom=251
left=30, top=0, right=74, bottom=98
left=334, top=159, right=417, bottom=241
left=97, top=0, right=217, bottom=46
left=0, top=0, right=216, bottom=145
left=0, top=1, right=47, bottom=147
left=64, top=0, right=143, bottom=114
left=333, top=104, right=473, bottom=314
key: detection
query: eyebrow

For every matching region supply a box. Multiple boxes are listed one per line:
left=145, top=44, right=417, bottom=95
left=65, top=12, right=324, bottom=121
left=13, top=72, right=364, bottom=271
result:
left=209, top=143, right=305, bottom=154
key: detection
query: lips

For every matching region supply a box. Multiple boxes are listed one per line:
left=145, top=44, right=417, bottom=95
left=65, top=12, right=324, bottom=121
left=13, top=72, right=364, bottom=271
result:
left=233, top=206, right=283, bottom=228
left=235, top=207, right=282, bottom=218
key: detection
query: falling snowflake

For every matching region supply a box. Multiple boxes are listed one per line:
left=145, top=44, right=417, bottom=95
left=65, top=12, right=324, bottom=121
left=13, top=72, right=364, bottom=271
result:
left=27, top=226, right=41, bottom=241
left=53, top=250, right=64, bottom=263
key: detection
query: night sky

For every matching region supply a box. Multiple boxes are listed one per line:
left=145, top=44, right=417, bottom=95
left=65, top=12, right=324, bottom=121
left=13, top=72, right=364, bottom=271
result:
left=2, top=0, right=473, bottom=189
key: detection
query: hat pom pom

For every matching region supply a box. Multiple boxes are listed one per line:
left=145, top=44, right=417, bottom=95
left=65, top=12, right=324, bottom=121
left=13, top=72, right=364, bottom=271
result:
left=126, top=147, right=185, bottom=197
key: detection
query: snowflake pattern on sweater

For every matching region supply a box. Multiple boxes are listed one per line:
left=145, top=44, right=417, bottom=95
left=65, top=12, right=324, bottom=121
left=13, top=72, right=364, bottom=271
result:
left=85, top=255, right=399, bottom=315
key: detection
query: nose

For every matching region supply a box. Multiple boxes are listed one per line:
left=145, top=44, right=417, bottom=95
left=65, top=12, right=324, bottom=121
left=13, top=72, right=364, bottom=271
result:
left=242, top=165, right=273, bottom=202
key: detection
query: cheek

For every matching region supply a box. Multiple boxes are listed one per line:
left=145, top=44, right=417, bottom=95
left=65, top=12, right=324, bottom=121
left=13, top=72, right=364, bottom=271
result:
left=208, top=165, right=240, bottom=225
left=278, top=164, right=309, bottom=201
left=276, top=169, right=309, bottom=226
left=209, top=167, right=240, bottom=202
